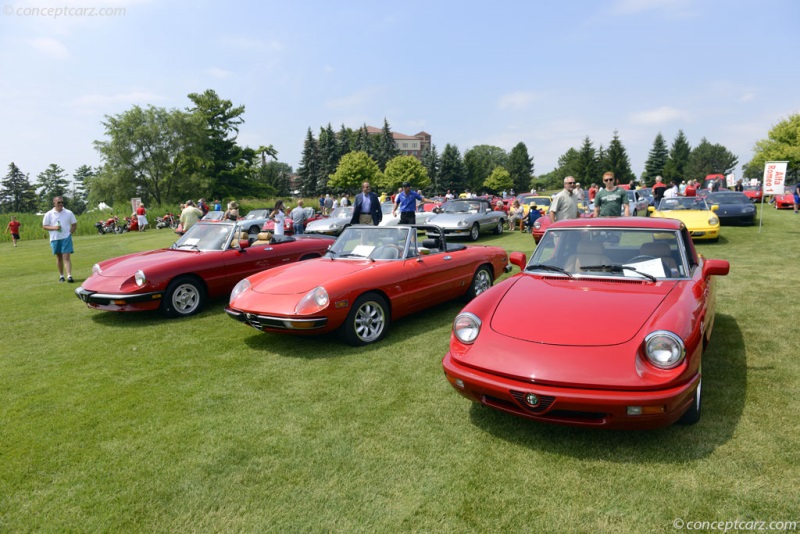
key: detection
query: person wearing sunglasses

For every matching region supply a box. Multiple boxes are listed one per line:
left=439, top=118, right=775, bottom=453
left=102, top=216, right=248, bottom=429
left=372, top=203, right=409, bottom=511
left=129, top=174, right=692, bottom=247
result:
left=593, top=172, right=631, bottom=218
left=42, top=196, right=78, bottom=282
left=549, top=176, right=580, bottom=223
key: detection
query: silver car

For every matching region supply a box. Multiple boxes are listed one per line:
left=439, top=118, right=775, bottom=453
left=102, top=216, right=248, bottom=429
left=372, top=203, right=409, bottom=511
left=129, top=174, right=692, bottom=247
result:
left=627, top=190, right=650, bottom=217
left=378, top=201, right=438, bottom=227
left=426, top=198, right=506, bottom=241
left=239, top=208, right=273, bottom=235
left=305, top=206, right=354, bottom=236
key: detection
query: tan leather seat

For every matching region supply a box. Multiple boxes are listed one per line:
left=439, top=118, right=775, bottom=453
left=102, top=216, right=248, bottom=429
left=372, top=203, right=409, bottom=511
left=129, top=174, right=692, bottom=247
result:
left=639, top=241, right=678, bottom=275
left=565, top=241, right=609, bottom=272
left=252, top=232, right=273, bottom=245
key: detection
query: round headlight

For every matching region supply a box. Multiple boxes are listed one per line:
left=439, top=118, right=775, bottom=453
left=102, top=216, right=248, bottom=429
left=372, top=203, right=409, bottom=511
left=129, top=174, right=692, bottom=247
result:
left=230, top=278, right=251, bottom=304
left=331, top=223, right=341, bottom=230
left=134, top=270, right=146, bottom=287
left=453, top=312, right=481, bottom=344
left=457, top=219, right=468, bottom=227
left=708, top=216, right=719, bottom=225
left=533, top=220, right=542, bottom=230
left=644, top=330, right=686, bottom=369
left=295, top=286, right=329, bottom=315
left=92, top=263, right=102, bottom=275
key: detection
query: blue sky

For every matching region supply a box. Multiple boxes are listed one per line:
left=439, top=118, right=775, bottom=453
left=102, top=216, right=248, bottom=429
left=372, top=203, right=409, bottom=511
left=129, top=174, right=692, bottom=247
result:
left=1, top=0, right=798, bottom=187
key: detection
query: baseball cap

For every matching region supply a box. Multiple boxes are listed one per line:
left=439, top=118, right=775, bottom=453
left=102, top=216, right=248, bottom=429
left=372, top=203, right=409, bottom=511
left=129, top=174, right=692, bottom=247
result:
left=402, top=181, right=411, bottom=187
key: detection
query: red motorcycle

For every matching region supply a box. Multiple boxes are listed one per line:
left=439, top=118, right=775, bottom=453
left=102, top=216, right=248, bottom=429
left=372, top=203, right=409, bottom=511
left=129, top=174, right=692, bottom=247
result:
left=156, top=213, right=178, bottom=230
left=94, top=216, right=122, bottom=234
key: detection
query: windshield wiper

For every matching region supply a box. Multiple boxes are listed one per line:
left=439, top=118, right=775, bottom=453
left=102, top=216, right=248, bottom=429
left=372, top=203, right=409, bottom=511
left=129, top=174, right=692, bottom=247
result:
left=580, top=264, right=657, bottom=282
left=525, top=263, right=572, bottom=277
left=339, top=252, right=373, bottom=261
left=176, top=243, right=200, bottom=251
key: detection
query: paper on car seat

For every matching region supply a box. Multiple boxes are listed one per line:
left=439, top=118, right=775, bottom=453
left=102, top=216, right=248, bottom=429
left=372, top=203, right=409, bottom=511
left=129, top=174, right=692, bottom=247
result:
left=623, top=258, right=665, bottom=278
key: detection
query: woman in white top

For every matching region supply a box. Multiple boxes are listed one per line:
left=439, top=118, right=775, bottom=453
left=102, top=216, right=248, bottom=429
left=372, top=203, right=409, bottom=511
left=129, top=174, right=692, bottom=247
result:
left=271, top=199, right=286, bottom=236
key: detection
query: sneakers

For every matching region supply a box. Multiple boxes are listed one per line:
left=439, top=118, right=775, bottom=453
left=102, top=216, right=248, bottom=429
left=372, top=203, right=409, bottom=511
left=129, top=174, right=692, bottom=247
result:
left=67, top=276, right=75, bottom=283
left=59, top=276, right=65, bottom=282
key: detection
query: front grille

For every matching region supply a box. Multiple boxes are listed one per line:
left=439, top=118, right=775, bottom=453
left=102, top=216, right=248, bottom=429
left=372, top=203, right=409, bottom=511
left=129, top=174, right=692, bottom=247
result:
left=510, top=390, right=556, bottom=413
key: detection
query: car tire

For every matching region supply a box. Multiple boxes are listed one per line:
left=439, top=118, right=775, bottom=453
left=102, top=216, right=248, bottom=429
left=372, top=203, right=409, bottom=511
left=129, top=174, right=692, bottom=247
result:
left=469, top=223, right=480, bottom=241
left=465, top=265, right=493, bottom=301
left=678, top=371, right=701, bottom=425
left=162, top=276, right=205, bottom=318
left=339, top=292, right=390, bottom=346
left=494, top=220, right=504, bottom=235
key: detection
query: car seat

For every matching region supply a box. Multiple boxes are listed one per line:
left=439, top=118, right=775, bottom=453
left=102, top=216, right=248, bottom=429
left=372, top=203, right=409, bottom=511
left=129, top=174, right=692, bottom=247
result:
left=565, top=241, right=610, bottom=272
left=252, top=232, right=273, bottom=245
left=638, top=241, right=679, bottom=276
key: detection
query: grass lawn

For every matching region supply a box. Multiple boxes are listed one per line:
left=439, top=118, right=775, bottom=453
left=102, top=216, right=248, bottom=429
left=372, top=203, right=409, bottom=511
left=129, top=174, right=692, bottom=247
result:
left=1, top=207, right=798, bottom=532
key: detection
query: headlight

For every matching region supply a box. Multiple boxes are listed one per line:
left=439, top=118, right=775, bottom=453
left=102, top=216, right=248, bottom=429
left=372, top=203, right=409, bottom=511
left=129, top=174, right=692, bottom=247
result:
left=134, top=270, right=146, bottom=287
left=643, top=331, right=685, bottom=369
left=457, top=219, right=468, bottom=227
left=331, top=223, right=341, bottom=230
left=92, top=263, right=102, bottom=275
left=295, top=286, right=329, bottom=315
left=453, top=313, right=481, bottom=344
left=230, top=278, right=251, bottom=304
left=533, top=220, right=542, bottom=230
left=708, top=216, right=719, bottom=225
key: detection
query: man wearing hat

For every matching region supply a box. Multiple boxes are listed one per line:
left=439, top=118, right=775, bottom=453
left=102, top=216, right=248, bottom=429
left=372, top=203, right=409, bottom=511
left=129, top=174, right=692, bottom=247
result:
left=392, top=182, right=434, bottom=225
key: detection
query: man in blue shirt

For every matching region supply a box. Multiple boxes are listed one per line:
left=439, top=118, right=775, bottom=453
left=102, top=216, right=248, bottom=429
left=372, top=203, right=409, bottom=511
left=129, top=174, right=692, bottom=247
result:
left=392, top=182, right=434, bottom=224
left=350, top=181, right=383, bottom=226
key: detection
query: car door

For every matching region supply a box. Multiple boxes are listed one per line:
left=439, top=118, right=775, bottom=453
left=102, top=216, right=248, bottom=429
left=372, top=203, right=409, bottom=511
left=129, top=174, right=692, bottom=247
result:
left=401, top=238, right=473, bottom=309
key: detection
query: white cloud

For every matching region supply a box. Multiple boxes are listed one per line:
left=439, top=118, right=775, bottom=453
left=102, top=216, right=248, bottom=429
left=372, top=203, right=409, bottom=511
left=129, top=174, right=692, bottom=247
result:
left=629, top=106, right=692, bottom=125
left=207, top=67, right=233, bottom=79
left=29, top=37, right=70, bottom=59
left=497, top=91, right=541, bottom=110
left=325, top=87, right=383, bottom=110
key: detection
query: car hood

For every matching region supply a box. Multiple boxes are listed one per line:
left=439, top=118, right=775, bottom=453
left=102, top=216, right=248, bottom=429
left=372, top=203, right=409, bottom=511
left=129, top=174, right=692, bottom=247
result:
left=490, top=275, right=677, bottom=346
left=97, top=248, right=190, bottom=277
left=654, top=211, right=715, bottom=228
left=428, top=213, right=475, bottom=224
left=248, top=258, right=372, bottom=295
left=307, top=218, right=348, bottom=230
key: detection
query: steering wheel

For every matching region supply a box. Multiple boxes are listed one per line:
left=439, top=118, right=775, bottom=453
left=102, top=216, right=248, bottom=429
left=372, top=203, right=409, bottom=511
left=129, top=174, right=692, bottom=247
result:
left=627, top=255, right=656, bottom=263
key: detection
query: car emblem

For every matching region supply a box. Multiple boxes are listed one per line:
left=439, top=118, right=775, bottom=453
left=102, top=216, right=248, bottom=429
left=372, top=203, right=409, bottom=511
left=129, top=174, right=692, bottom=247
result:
left=525, top=393, right=540, bottom=407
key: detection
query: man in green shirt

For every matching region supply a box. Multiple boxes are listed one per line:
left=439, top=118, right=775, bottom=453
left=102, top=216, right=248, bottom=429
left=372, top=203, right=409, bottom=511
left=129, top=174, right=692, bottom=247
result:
left=593, top=172, right=631, bottom=217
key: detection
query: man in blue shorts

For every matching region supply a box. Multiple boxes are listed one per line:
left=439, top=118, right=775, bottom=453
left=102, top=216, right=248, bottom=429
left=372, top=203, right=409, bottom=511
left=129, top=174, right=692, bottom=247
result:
left=42, top=196, right=78, bottom=282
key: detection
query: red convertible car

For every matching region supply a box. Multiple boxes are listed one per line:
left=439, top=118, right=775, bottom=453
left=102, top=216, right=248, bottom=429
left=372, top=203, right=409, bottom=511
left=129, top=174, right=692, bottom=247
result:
left=226, top=225, right=510, bottom=345
left=773, top=192, right=796, bottom=209
left=75, top=221, right=335, bottom=317
left=442, top=217, right=730, bottom=429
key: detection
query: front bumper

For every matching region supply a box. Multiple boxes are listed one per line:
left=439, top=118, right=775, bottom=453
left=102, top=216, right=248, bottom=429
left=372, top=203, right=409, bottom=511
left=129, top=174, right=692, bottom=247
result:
left=74, top=286, right=163, bottom=312
left=689, top=227, right=720, bottom=240
left=225, top=306, right=328, bottom=331
left=442, top=351, right=698, bottom=430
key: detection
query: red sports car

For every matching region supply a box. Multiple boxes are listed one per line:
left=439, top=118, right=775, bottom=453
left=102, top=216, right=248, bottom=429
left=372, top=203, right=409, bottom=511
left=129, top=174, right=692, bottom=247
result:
left=773, top=192, right=795, bottom=209
left=442, top=217, right=730, bottom=429
left=742, top=185, right=763, bottom=203
left=75, top=221, right=335, bottom=317
left=226, top=224, right=510, bottom=345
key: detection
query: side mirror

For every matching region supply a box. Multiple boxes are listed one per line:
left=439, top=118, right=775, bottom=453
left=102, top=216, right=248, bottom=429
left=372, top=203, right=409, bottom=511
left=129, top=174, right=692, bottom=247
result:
left=238, top=239, right=250, bottom=249
left=711, top=205, right=719, bottom=212
left=648, top=206, right=655, bottom=213
left=509, top=251, right=527, bottom=270
left=702, top=258, right=729, bottom=278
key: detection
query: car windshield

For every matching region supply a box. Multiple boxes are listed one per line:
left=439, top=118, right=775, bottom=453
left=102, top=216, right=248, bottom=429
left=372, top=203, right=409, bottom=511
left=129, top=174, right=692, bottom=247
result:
left=657, top=198, right=709, bottom=211
left=243, top=209, right=269, bottom=220
left=202, top=211, right=224, bottom=220
left=743, top=185, right=761, bottom=192
left=329, top=226, right=410, bottom=260
left=528, top=228, right=686, bottom=279
left=442, top=200, right=483, bottom=214
left=707, top=193, right=751, bottom=205
left=173, top=223, right=234, bottom=251
left=522, top=196, right=551, bottom=207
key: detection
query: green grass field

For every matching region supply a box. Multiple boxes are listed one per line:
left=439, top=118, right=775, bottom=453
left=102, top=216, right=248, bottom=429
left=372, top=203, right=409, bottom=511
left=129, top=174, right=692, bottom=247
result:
left=1, top=207, right=798, bottom=532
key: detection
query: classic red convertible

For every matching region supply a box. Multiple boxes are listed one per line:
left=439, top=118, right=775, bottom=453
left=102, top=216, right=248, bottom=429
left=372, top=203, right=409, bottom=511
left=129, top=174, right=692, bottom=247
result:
left=442, top=217, right=730, bottom=429
left=75, top=221, right=335, bottom=317
left=226, top=225, right=510, bottom=345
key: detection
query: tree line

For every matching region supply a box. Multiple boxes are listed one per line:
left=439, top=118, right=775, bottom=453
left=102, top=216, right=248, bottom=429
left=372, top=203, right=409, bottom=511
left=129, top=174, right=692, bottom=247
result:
left=2, top=87, right=798, bottom=215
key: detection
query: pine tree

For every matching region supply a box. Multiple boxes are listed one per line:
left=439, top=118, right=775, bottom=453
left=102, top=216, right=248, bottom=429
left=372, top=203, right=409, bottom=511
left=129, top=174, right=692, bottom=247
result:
left=70, top=164, right=94, bottom=214
left=575, top=136, right=599, bottom=185
left=35, top=163, right=71, bottom=210
left=643, top=133, right=669, bottom=186
left=297, top=128, right=320, bottom=196
left=354, top=124, right=372, bottom=154
left=603, top=130, right=636, bottom=185
left=337, top=124, right=353, bottom=159
left=438, top=144, right=467, bottom=193
left=375, top=118, right=399, bottom=171
left=663, top=130, right=692, bottom=183
left=507, top=142, right=534, bottom=193
left=0, top=162, right=38, bottom=213
left=421, top=144, right=440, bottom=193
left=318, top=124, right=339, bottom=192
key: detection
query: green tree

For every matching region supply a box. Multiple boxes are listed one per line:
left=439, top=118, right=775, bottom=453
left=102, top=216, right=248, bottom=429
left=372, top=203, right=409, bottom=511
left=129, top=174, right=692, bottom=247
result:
left=297, top=128, right=320, bottom=196
left=328, top=151, right=382, bottom=191
left=0, top=162, right=38, bottom=213
left=375, top=118, right=399, bottom=171
left=353, top=124, right=373, bottom=154
left=186, top=89, right=253, bottom=199
left=380, top=155, right=430, bottom=192
left=483, top=166, right=513, bottom=194
left=643, top=133, right=669, bottom=185
left=318, top=124, right=339, bottom=192
left=464, top=145, right=508, bottom=192
left=662, top=130, right=692, bottom=183
left=685, top=138, right=739, bottom=181
left=420, top=144, right=440, bottom=193
left=35, top=163, right=70, bottom=210
left=438, top=144, right=467, bottom=193
left=744, top=113, right=800, bottom=182
left=507, top=142, right=534, bottom=193
left=94, top=104, right=201, bottom=205
left=337, top=124, right=353, bottom=159
left=574, top=136, right=599, bottom=185
left=602, top=130, right=635, bottom=185
left=254, top=160, right=293, bottom=197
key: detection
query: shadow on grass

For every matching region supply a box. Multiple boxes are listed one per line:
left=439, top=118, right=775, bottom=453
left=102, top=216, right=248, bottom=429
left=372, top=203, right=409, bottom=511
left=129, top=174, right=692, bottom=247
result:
left=87, top=296, right=230, bottom=327
left=466, top=313, right=745, bottom=462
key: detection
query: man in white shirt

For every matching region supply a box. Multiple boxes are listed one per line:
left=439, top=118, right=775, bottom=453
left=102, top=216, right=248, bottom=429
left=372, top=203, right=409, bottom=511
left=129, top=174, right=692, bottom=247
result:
left=42, top=196, right=78, bottom=282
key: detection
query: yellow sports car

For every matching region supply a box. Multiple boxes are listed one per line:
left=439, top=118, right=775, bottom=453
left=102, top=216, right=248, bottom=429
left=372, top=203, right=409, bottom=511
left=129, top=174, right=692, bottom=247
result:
left=648, top=197, right=720, bottom=241
left=520, top=195, right=552, bottom=217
